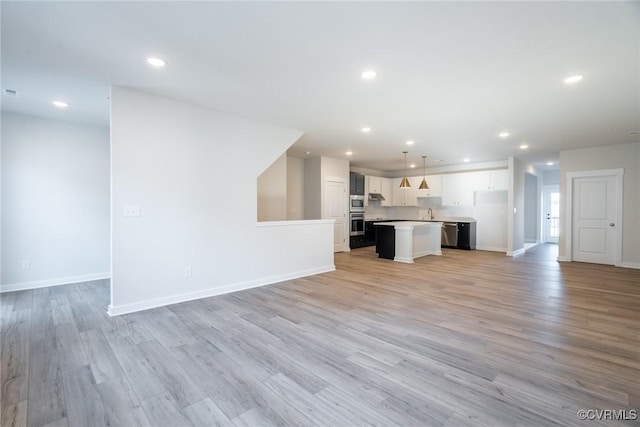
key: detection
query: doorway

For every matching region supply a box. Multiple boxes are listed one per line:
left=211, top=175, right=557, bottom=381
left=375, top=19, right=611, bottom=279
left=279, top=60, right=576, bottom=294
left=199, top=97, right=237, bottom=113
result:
left=324, top=177, right=348, bottom=252
left=543, top=184, right=559, bottom=243
left=566, top=169, right=623, bottom=266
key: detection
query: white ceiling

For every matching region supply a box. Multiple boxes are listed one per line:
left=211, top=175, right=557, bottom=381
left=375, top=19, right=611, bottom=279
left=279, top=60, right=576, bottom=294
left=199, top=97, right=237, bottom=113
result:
left=2, top=2, right=639, bottom=172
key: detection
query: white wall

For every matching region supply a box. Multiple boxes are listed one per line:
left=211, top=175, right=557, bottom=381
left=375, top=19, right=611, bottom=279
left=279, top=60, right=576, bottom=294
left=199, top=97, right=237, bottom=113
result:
left=303, top=156, right=349, bottom=221
left=303, top=157, right=322, bottom=219
left=109, top=87, right=335, bottom=315
left=475, top=191, right=509, bottom=252
left=507, top=156, right=526, bottom=255
left=257, top=153, right=287, bottom=221
left=287, top=156, right=304, bottom=220
left=524, top=173, right=539, bottom=242
left=1, top=113, right=110, bottom=291
left=559, top=142, right=640, bottom=267
left=321, top=156, right=350, bottom=182
left=543, top=170, right=560, bottom=185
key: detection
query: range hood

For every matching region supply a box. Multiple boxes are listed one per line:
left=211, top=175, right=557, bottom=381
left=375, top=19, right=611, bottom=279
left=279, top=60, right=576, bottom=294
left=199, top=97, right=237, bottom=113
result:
left=368, top=193, right=386, bottom=201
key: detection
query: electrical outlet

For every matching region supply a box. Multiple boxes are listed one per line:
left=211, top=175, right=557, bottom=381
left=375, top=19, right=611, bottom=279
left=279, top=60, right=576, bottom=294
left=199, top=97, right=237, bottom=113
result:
left=123, top=206, right=141, bottom=217
left=22, top=260, right=31, bottom=270
left=184, top=267, right=192, bottom=279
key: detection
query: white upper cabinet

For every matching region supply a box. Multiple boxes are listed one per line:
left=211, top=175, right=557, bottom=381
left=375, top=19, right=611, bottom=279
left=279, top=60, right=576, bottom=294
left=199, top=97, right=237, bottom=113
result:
left=365, top=175, right=393, bottom=206
left=370, top=169, right=506, bottom=208
left=392, top=177, right=418, bottom=206
left=380, top=177, right=393, bottom=206
left=442, top=173, right=475, bottom=206
left=489, top=169, right=509, bottom=190
left=474, top=169, right=508, bottom=191
left=368, top=175, right=382, bottom=193
left=416, top=174, right=442, bottom=198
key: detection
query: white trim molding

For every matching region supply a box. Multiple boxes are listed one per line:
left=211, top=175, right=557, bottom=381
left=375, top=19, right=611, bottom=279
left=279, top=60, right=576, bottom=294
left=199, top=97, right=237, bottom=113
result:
left=476, top=246, right=508, bottom=253
left=1, top=272, right=111, bottom=293
left=507, top=248, right=526, bottom=257
left=564, top=168, right=624, bottom=266
left=107, top=264, right=335, bottom=316
left=620, top=262, right=640, bottom=270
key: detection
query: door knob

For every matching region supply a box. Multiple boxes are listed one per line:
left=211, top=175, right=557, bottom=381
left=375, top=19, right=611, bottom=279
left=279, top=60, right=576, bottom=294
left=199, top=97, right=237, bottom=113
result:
left=610, top=223, right=615, bottom=227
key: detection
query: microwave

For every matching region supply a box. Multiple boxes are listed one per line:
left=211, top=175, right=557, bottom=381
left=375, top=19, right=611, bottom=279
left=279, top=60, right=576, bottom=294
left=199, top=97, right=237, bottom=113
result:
left=350, top=195, right=365, bottom=212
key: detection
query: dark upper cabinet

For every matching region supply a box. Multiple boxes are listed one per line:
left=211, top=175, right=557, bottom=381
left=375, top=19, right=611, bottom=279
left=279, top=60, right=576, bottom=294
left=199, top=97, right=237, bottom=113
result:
left=350, top=172, right=365, bottom=195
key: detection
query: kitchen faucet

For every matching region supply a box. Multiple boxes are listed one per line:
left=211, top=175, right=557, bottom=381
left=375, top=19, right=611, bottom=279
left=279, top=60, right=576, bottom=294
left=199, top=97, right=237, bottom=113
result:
left=427, top=208, right=434, bottom=220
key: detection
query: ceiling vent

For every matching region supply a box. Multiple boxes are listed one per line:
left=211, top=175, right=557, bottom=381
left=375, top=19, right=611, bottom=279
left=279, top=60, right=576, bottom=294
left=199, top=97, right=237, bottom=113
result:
left=3, top=88, right=19, bottom=97
left=628, top=131, right=639, bottom=136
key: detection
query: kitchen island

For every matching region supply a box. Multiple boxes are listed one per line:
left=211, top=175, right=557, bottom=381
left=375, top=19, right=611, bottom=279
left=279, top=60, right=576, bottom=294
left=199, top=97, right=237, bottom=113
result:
left=374, top=221, right=442, bottom=263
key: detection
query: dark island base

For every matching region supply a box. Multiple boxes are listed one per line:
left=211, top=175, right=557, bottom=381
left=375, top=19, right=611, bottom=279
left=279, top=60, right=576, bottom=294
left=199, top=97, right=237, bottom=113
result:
left=375, top=225, right=395, bottom=260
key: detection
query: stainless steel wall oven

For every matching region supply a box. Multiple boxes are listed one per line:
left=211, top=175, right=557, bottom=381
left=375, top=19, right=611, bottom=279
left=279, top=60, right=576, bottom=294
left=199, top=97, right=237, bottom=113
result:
left=350, top=212, right=365, bottom=236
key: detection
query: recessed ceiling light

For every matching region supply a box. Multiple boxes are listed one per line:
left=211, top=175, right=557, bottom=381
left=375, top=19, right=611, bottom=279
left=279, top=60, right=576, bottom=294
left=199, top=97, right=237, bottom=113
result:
left=520, top=144, right=529, bottom=150
left=406, top=140, right=415, bottom=146
left=564, top=75, right=583, bottom=84
left=463, top=158, right=470, bottom=163
left=499, top=132, right=510, bottom=138
left=346, top=151, right=353, bottom=156
left=147, top=57, right=166, bottom=67
left=304, top=151, right=311, bottom=155
left=547, top=162, right=554, bottom=166
left=361, top=70, right=376, bottom=80
left=361, top=127, right=371, bottom=133
left=410, top=163, right=416, bottom=168
left=52, top=100, right=68, bottom=108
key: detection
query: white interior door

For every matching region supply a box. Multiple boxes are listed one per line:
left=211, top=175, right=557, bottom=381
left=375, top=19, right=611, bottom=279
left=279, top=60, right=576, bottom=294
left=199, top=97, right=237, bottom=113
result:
left=324, top=178, right=347, bottom=252
left=543, top=185, right=560, bottom=243
left=572, top=175, right=617, bottom=264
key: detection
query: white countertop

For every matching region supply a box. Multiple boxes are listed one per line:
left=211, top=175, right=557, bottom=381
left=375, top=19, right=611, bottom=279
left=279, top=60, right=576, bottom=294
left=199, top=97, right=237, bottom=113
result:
left=424, top=217, right=476, bottom=223
left=373, top=221, right=442, bottom=227
left=368, top=217, right=476, bottom=223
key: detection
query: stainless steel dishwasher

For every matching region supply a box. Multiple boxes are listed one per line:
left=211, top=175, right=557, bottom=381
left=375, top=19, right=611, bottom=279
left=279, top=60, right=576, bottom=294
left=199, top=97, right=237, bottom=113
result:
left=442, top=222, right=458, bottom=248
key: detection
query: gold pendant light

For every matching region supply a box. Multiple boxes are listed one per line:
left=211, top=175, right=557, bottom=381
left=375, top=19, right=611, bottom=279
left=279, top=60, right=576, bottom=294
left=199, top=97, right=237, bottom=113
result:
left=400, top=151, right=411, bottom=188
left=419, top=155, right=429, bottom=189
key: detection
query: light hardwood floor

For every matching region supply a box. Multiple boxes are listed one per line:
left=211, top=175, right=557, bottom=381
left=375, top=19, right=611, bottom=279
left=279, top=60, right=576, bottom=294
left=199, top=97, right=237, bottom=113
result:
left=2, top=244, right=639, bottom=426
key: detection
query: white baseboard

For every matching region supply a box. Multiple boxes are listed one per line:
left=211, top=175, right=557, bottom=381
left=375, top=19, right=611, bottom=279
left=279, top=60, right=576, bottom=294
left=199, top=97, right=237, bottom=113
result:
left=1, top=272, right=111, bottom=293
left=477, top=246, right=507, bottom=253
left=107, top=264, right=335, bottom=316
left=554, top=259, right=638, bottom=268
left=620, top=262, right=640, bottom=269
left=506, top=248, right=526, bottom=257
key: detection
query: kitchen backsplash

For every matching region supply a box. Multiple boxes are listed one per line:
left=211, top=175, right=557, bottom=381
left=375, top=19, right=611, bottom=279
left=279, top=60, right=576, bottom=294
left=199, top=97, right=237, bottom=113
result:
left=365, top=198, right=476, bottom=220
